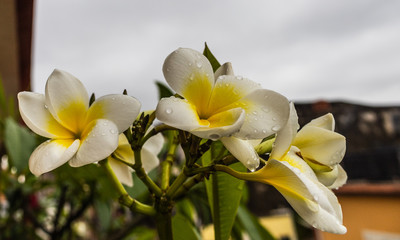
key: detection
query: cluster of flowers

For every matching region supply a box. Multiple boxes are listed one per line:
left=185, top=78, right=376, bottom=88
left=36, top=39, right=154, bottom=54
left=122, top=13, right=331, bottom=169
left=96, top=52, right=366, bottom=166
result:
left=18, top=48, right=347, bottom=234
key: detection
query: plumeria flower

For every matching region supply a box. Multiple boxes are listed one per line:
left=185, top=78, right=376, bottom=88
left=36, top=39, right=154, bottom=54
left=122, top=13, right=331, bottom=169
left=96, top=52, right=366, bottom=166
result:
left=18, top=69, right=141, bottom=176
left=292, top=113, right=347, bottom=189
left=272, top=103, right=347, bottom=189
left=156, top=48, right=289, bottom=170
left=241, top=103, right=347, bottom=233
left=108, top=132, right=164, bottom=187
left=243, top=158, right=347, bottom=234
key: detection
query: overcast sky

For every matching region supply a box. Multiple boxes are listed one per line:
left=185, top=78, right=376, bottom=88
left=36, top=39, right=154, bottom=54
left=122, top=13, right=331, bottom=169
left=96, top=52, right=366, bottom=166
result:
left=32, top=0, right=400, bottom=110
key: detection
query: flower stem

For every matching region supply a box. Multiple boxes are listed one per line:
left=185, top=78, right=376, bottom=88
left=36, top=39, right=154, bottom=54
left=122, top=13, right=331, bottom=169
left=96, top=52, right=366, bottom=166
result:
left=133, top=150, right=162, bottom=196
left=140, top=124, right=176, bottom=146
left=100, top=159, right=156, bottom=216
left=161, top=135, right=179, bottom=190
left=155, top=208, right=173, bottom=240
left=165, top=167, right=189, bottom=198
left=174, top=173, right=205, bottom=199
left=214, top=164, right=251, bottom=180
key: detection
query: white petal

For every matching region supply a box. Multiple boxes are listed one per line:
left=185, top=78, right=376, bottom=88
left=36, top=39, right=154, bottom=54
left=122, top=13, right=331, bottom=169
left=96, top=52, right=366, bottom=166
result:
left=327, top=165, right=347, bottom=189
left=29, top=139, right=80, bottom=176
left=258, top=159, right=346, bottom=234
left=315, top=165, right=339, bottom=187
left=156, top=96, right=204, bottom=131
left=113, top=134, right=135, bottom=165
left=294, top=126, right=346, bottom=167
left=191, top=108, right=245, bottom=139
left=305, top=113, right=335, bottom=131
left=86, top=94, right=141, bottom=133
left=143, top=132, right=164, bottom=155
left=18, top=92, right=73, bottom=138
left=108, top=157, right=133, bottom=187
left=248, top=139, right=263, bottom=147
left=141, top=148, right=160, bottom=173
left=45, top=69, right=89, bottom=133
left=280, top=146, right=318, bottom=182
left=270, top=102, right=299, bottom=160
left=207, top=75, right=262, bottom=115
left=221, top=137, right=260, bottom=171
left=69, top=119, right=119, bottom=167
left=234, top=88, right=290, bottom=139
left=163, top=48, right=214, bottom=98
left=214, top=62, right=234, bottom=78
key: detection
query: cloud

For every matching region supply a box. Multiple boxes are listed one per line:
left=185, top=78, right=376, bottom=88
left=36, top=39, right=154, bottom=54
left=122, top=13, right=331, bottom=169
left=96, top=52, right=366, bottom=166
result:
left=33, top=0, right=400, bottom=110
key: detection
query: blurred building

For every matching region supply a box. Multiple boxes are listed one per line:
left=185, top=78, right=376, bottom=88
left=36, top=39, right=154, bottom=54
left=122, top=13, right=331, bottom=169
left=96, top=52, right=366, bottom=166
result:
left=0, top=0, right=33, bottom=97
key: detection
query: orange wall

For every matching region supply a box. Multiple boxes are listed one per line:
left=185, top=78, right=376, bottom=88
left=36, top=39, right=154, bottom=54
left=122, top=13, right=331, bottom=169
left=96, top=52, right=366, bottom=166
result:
left=321, top=195, right=400, bottom=240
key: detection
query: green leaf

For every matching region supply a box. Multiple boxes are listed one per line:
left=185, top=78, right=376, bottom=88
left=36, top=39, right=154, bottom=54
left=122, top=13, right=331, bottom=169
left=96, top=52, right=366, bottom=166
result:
left=202, top=142, right=246, bottom=240
left=236, top=204, right=276, bottom=240
left=125, top=169, right=157, bottom=201
left=203, top=43, right=221, bottom=73
left=172, top=213, right=201, bottom=240
left=172, top=197, right=202, bottom=240
left=94, top=199, right=112, bottom=230
left=128, top=226, right=157, bottom=240
left=175, top=198, right=197, bottom=226
left=155, top=81, right=174, bottom=100
left=4, top=117, right=38, bottom=173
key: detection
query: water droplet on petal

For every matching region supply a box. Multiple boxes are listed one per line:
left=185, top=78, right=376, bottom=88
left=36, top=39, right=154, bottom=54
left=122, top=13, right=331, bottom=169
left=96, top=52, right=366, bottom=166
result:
left=110, top=129, right=116, bottom=134
left=166, top=68, right=170, bottom=72
left=313, top=195, right=319, bottom=201
left=236, top=76, right=243, bottom=80
left=101, top=133, right=106, bottom=136
left=271, top=125, right=281, bottom=131
left=189, top=74, right=195, bottom=81
left=262, top=129, right=267, bottom=134
left=165, top=108, right=173, bottom=114
left=44, top=104, right=48, bottom=109
left=188, top=62, right=192, bottom=66
left=196, top=62, right=202, bottom=68
left=111, top=97, right=116, bottom=100
left=254, top=129, right=258, bottom=133
left=272, top=117, right=277, bottom=121
left=247, top=157, right=259, bottom=172
left=225, top=83, right=230, bottom=87
left=312, top=222, right=317, bottom=228
left=262, top=107, right=269, bottom=113
left=264, top=95, right=269, bottom=99
left=252, top=111, right=258, bottom=115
